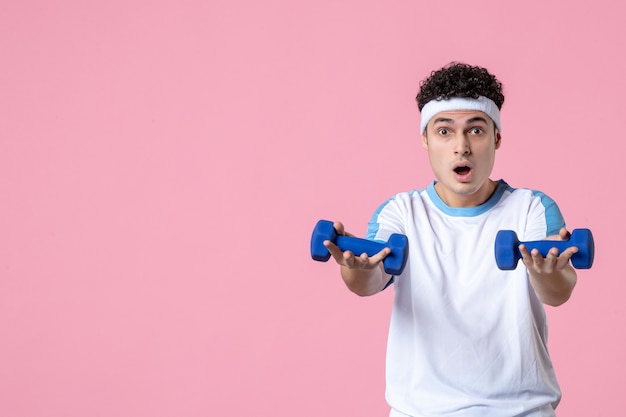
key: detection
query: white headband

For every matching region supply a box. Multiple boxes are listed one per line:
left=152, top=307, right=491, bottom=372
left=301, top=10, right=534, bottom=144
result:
left=420, top=96, right=501, bottom=134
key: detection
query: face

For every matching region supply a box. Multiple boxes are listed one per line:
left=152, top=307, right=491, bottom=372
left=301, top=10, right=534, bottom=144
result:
left=422, top=110, right=501, bottom=208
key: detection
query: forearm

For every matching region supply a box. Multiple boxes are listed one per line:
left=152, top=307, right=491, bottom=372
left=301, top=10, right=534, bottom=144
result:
left=341, top=264, right=391, bottom=297
left=529, top=265, right=577, bottom=306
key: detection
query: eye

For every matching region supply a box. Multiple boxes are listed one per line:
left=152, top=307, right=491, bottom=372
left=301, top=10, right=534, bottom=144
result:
left=438, top=128, right=449, bottom=136
left=469, top=127, right=483, bottom=135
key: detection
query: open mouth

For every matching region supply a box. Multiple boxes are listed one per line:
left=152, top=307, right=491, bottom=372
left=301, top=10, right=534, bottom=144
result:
left=453, top=165, right=472, bottom=175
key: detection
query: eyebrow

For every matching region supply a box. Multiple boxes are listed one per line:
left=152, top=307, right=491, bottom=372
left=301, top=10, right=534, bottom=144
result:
left=467, top=116, right=489, bottom=125
left=432, top=116, right=490, bottom=125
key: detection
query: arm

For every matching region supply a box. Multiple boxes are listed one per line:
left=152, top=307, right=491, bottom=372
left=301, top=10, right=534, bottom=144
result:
left=323, top=221, right=392, bottom=297
left=521, top=228, right=578, bottom=307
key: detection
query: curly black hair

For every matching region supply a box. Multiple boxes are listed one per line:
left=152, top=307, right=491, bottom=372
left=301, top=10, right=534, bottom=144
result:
left=416, top=62, right=505, bottom=111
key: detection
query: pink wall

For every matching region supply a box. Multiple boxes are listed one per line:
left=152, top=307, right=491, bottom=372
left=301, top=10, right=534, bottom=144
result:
left=1, top=1, right=623, bottom=415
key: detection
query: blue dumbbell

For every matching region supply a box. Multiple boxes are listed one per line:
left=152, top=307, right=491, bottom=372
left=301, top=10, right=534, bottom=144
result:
left=310, top=219, right=409, bottom=275
left=494, top=228, right=595, bottom=270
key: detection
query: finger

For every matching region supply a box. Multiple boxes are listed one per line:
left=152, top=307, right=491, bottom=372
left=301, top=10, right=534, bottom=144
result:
left=324, top=240, right=354, bottom=266
left=545, top=228, right=571, bottom=241
left=555, top=247, right=579, bottom=269
left=323, top=240, right=343, bottom=261
left=543, top=247, right=559, bottom=273
left=519, top=244, right=533, bottom=267
left=342, top=250, right=357, bottom=268
left=333, top=221, right=356, bottom=238
left=368, top=247, right=391, bottom=265
left=357, top=253, right=371, bottom=269
left=332, top=221, right=345, bottom=236
left=530, top=248, right=545, bottom=272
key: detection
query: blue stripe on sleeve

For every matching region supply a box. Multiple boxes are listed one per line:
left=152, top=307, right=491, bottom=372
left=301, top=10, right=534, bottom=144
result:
left=366, top=195, right=397, bottom=240
left=531, top=190, right=565, bottom=236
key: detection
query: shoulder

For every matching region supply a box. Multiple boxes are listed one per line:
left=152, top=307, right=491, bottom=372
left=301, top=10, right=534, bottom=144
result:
left=497, top=180, right=558, bottom=205
left=373, top=188, right=426, bottom=211
left=497, top=180, right=565, bottom=236
left=366, top=189, right=427, bottom=240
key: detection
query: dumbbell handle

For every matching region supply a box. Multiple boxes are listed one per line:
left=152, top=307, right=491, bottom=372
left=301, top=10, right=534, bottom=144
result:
left=333, top=235, right=387, bottom=257
left=521, top=240, right=568, bottom=257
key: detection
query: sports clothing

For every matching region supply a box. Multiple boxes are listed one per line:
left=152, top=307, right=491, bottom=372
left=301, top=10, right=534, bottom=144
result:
left=366, top=180, right=565, bottom=417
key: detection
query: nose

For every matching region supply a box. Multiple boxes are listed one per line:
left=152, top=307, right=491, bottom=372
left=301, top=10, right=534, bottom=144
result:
left=454, top=134, right=470, bottom=155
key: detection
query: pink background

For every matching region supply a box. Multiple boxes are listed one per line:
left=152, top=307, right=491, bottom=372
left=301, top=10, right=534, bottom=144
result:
left=1, top=1, right=624, bottom=415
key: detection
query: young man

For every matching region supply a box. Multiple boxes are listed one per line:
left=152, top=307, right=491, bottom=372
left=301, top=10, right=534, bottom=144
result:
left=323, top=63, right=578, bottom=417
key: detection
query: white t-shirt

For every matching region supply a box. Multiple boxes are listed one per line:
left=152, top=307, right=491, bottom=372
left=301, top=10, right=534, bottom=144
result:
left=366, top=180, right=565, bottom=417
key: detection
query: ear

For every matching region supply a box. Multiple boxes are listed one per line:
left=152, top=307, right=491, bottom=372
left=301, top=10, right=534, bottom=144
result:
left=495, top=131, right=502, bottom=149
left=421, top=132, right=429, bottom=150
